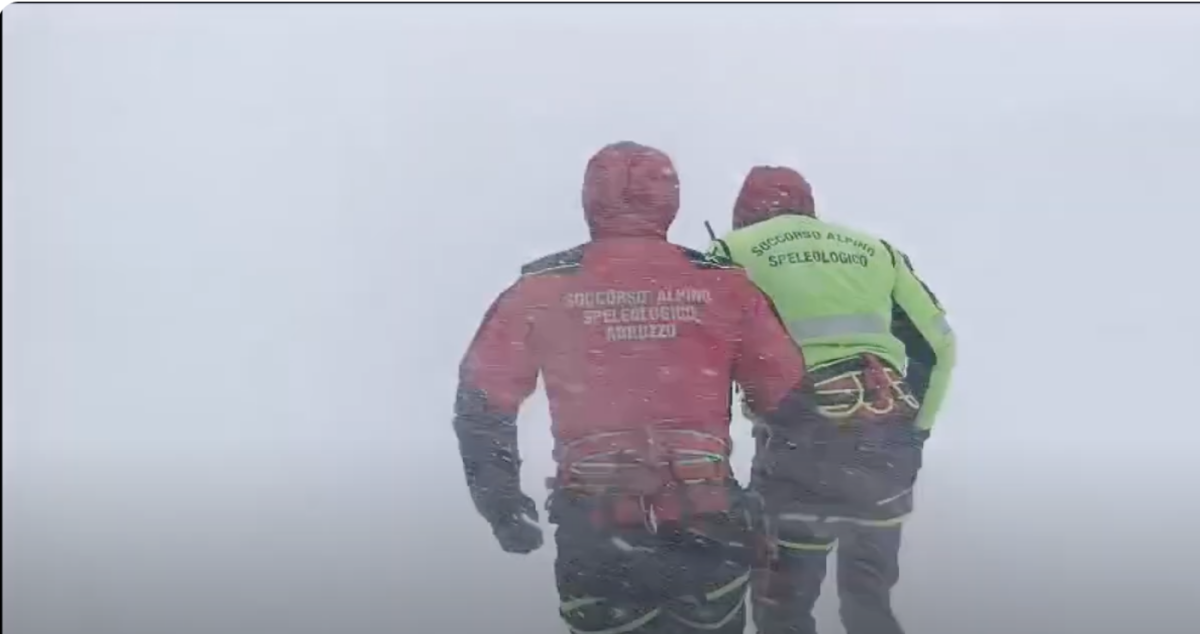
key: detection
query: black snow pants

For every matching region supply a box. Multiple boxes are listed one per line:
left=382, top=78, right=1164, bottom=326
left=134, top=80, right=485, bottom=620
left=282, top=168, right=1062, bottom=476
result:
left=750, top=355, right=928, bottom=634
left=752, top=519, right=908, bottom=634
left=548, top=484, right=754, bottom=634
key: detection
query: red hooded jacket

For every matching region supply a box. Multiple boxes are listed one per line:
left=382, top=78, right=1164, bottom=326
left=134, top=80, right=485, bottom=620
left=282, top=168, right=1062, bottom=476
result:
left=452, top=142, right=810, bottom=528
left=732, top=165, right=816, bottom=229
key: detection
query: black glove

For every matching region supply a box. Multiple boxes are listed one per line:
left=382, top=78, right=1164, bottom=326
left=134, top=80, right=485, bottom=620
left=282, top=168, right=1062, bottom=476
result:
left=490, top=493, right=544, bottom=554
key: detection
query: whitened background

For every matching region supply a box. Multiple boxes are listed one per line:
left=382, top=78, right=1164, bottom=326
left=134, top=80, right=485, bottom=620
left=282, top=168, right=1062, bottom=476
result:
left=4, top=4, right=1199, bottom=634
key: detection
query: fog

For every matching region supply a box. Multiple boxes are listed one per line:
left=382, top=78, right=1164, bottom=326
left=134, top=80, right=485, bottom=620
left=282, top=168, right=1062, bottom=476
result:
left=3, top=3, right=1199, bottom=634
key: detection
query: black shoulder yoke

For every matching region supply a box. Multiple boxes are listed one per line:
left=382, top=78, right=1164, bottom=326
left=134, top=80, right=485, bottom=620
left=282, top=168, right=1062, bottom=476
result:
left=521, top=244, right=586, bottom=277
left=878, top=239, right=899, bottom=268
left=678, top=246, right=740, bottom=271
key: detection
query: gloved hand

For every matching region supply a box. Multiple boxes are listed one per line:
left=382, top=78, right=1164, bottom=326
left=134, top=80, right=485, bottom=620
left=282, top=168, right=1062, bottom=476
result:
left=490, top=493, right=544, bottom=554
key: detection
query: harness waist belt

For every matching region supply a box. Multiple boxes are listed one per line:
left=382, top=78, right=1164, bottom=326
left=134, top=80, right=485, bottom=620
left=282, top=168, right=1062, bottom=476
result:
left=552, top=428, right=734, bottom=529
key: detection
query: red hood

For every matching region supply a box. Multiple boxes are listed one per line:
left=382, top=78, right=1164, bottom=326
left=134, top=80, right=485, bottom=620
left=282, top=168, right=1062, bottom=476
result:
left=732, top=166, right=815, bottom=229
left=582, top=141, right=680, bottom=239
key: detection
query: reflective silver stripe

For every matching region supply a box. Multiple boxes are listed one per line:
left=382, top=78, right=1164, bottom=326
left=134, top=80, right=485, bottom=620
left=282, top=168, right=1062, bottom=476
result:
left=561, top=597, right=604, bottom=613
left=775, top=538, right=835, bottom=552
left=875, top=487, right=914, bottom=506
left=787, top=313, right=889, bottom=342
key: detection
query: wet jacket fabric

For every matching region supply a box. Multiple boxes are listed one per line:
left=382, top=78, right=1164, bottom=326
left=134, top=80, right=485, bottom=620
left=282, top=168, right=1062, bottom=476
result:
left=712, top=214, right=955, bottom=431
left=722, top=166, right=947, bottom=634
left=452, top=143, right=814, bottom=530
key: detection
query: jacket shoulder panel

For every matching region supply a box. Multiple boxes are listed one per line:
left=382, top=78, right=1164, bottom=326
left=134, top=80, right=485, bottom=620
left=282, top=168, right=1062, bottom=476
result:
left=521, top=244, right=587, bottom=277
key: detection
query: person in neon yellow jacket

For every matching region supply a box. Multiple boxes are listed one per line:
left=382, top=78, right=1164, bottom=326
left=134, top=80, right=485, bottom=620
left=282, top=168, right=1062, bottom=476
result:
left=709, top=166, right=956, bottom=634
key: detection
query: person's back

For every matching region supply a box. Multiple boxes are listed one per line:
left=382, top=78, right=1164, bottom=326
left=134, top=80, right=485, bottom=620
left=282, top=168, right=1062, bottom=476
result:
left=712, top=165, right=957, bottom=634
left=495, top=238, right=780, bottom=444
left=452, top=144, right=814, bottom=634
left=713, top=166, right=955, bottom=432
left=720, top=213, right=903, bottom=369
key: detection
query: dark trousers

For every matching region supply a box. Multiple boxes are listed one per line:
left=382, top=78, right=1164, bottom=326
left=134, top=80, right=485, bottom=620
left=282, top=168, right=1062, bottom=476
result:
left=553, top=518, right=751, bottom=634
left=750, top=354, right=926, bottom=634
left=752, top=519, right=905, bottom=634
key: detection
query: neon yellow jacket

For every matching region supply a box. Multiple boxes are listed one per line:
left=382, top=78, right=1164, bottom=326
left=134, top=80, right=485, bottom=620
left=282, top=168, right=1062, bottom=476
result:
left=710, top=214, right=956, bottom=430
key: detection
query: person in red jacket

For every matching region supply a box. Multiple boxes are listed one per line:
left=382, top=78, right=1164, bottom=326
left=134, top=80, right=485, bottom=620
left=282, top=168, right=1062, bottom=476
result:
left=452, top=141, right=817, bottom=634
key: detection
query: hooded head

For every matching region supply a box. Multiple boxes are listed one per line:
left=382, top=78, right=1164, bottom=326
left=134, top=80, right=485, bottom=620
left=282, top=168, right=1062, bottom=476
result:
left=582, top=141, right=680, bottom=239
left=732, top=166, right=816, bottom=230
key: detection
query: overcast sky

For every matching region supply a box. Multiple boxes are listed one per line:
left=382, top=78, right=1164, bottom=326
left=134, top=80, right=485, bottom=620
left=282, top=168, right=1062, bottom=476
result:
left=4, top=4, right=1200, bottom=634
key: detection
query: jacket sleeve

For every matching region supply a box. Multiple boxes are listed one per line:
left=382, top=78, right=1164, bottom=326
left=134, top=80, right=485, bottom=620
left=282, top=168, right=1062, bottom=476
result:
left=452, top=280, right=540, bottom=524
left=889, top=247, right=957, bottom=431
left=732, top=278, right=809, bottom=419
